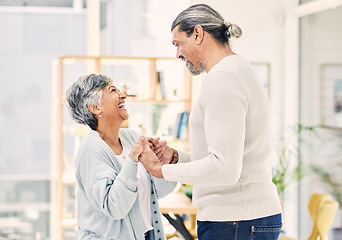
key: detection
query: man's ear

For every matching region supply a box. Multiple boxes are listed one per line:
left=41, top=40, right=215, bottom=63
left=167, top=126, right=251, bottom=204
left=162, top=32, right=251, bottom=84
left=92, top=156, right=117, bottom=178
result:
left=88, top=104, right=101, bottom=115
left=193, top=25, right=204, bottom=44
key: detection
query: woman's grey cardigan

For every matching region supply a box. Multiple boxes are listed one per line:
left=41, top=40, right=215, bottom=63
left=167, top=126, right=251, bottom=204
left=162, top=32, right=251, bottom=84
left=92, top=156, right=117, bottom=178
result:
left=75, top=128, right=177, bottom=239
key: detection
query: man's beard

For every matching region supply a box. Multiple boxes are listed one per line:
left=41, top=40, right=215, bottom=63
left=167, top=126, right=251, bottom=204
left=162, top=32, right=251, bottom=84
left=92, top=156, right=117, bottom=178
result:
left=185, top=59, right=205, bottom=76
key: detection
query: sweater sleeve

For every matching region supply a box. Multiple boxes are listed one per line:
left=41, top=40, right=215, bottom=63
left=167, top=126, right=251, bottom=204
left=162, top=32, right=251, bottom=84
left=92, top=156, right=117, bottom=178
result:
left=162, top=71, right=249, bottom=186
left=178, top=149, right=191, bottom=163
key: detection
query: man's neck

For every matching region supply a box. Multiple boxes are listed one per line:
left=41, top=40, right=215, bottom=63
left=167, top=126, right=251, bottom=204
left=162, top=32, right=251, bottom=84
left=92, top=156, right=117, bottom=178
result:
left=205, top=46, right=235, bottom=72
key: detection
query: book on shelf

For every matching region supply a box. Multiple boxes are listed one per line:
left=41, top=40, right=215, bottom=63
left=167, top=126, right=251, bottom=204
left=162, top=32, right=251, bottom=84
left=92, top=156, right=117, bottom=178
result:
left=172, top=111, right=189, bottom=139
left=178, top=111, right=189, bottom=138
left=157, top=71, right=167, bottom=99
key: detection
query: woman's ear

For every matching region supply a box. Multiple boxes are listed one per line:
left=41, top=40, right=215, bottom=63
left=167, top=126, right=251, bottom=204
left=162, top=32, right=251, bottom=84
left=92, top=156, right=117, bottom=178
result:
left=88, top=105, right=101, bottom=115
left=193, top=25, right=204, bottom=44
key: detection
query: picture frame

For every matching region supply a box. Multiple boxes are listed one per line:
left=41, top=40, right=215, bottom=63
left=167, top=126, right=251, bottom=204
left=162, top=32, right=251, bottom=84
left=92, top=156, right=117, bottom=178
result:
left=251, top=62, right=270, bottom=97
left=320, top=64, right=342, bottom=128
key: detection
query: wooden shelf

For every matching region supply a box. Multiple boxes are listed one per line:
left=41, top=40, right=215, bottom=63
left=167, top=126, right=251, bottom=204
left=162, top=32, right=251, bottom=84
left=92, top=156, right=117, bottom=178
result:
left=61, top=179, right=77, bottom=186
left=61, top=170, right=76, bottom=185
left=127, top=98, right=191, bottom=103
left=61, top=218, right=77, bottom=229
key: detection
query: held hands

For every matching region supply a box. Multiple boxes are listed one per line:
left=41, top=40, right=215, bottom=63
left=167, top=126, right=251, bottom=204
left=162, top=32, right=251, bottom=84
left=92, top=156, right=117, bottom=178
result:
left=146, top=137, right=173, bottom=165
left=130, top=135, right=176, bottom=178
left=139, top=137, right=164, bottom=178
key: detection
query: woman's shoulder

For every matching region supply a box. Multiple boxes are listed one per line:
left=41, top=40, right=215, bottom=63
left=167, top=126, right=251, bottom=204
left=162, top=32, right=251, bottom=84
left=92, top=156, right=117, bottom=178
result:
left=120, top=127, right=138, bottom=136
left=78, top=130, right=103, bottom=152
left=82, top=130, right=100, bottom=142
left=119, top=128, right=140, bottom=142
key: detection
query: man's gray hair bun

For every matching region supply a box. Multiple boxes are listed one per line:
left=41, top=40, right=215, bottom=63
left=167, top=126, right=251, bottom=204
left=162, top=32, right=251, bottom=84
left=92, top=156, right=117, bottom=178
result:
left=225, top=22, right=242, bottom=39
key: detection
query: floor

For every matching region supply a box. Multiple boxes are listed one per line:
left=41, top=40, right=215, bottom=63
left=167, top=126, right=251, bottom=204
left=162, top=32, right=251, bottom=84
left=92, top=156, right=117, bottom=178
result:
left=163, top=217, right=198, bottom=240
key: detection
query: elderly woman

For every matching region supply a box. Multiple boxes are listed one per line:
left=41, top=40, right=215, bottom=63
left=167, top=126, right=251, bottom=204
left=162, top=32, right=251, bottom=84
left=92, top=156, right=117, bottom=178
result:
left=66, top=74, right=177, bottom=240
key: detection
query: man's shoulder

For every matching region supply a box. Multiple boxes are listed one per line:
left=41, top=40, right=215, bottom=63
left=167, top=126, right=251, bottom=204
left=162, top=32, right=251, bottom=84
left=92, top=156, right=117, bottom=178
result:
left=211, top=55, right=250, bottom=74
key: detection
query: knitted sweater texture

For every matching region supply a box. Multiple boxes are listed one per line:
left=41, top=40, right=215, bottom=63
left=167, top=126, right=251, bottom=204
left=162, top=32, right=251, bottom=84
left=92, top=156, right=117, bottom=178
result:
left=162, top=55, right=282, bottom=221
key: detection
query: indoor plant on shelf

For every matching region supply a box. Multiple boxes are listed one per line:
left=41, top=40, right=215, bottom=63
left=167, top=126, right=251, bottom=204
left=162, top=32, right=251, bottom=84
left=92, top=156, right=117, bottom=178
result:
left=272, top=124, right=317, bottom=201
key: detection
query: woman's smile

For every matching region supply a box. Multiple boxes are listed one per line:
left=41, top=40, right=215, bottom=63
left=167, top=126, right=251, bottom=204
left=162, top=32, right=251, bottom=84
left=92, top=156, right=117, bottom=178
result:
left=118, top=101, right=126, bottom=109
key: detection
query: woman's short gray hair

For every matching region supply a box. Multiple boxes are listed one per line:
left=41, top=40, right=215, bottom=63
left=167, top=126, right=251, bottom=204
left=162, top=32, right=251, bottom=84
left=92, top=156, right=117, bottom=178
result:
left=171, top=4, right=242, bottom=45
left=66, top=74, right=112, bottom=130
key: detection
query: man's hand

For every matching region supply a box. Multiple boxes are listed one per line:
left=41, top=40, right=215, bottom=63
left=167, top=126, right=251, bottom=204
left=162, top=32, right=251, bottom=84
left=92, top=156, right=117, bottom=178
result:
left=147, top=137, right=173, bottom=165
left=139, top=138, right=164, bottom=178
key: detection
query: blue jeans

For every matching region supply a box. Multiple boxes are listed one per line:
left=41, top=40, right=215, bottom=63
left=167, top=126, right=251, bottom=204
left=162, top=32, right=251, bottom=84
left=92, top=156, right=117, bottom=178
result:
left=197, top=214, right=282, bottom=240
left=144, top=229, right=155, bottom=240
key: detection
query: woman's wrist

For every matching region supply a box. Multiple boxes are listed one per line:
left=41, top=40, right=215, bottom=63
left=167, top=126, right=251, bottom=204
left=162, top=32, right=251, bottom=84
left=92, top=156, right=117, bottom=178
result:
left=128, top=153, right=139, bottom=162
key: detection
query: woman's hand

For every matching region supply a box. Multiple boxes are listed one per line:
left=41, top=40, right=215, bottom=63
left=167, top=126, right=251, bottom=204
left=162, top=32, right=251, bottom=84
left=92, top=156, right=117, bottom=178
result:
left=128, top=136, right=144, bottom=162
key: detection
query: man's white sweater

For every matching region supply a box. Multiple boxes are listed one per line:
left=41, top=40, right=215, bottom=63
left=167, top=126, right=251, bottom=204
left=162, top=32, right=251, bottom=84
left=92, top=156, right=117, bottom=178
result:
left=162, top=55, right=282, bottom=221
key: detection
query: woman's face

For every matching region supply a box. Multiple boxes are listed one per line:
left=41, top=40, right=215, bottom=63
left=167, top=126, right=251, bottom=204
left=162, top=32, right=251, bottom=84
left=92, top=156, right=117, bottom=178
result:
left=99, top=83, right=128, bottom=122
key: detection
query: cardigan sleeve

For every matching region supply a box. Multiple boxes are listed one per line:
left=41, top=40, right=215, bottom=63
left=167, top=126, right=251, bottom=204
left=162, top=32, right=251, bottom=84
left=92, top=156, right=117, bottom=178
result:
left=162, top=71, right=249, bottom=186
left=153, top=177, right=177, bottom=199
left=77, top=145, right=139, bottom=220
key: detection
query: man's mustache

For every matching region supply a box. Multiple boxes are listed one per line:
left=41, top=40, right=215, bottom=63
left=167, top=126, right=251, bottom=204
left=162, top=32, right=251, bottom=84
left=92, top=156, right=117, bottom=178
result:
left=179, top=55, right=186, bottom=62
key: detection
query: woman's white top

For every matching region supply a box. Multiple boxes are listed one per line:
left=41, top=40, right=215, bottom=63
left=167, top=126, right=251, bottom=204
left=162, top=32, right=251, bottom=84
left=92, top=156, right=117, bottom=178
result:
left=116, top=143, right=153, bottom=233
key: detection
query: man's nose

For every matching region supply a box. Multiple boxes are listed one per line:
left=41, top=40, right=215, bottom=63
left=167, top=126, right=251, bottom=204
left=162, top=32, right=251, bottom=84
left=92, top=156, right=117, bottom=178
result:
left=176, top=48, right=182, bottom=59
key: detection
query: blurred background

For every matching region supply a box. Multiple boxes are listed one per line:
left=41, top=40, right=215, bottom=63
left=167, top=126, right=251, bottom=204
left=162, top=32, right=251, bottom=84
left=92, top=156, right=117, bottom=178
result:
left=0, top=0, right=342, bottom=239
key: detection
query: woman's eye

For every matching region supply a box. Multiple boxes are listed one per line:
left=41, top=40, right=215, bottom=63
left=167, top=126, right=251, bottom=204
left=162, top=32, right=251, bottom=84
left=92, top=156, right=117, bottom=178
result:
left=111, top=88, right=116, bottom=92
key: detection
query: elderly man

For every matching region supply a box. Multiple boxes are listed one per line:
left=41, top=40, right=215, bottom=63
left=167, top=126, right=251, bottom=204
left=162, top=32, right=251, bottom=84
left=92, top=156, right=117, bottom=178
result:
left=140, top=4, right=282, bottom=240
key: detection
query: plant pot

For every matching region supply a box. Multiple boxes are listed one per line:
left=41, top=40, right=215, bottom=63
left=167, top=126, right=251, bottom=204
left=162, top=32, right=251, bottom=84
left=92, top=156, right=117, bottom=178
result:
left=332, top=228, right=342, bottom=240
left=181, top=184, right=193, bottom=199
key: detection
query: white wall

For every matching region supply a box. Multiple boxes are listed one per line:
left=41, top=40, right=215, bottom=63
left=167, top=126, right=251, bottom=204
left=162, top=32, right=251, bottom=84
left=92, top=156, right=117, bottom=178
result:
left=300, top=6, right=342, bottom=239
left=104, top=0, right=190, bottom=57
left=192, top=0, right=287, bottom=131
left=300, top=8, right=342, bottom=127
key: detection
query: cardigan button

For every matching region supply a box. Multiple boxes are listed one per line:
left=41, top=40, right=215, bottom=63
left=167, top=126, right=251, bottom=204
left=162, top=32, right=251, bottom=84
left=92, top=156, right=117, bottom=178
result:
left=157, top=230, right=160, bottom=233
left=151, top=191, right=154, bottom=194
left=155, top=221, right=158, bottom=224
left=152, top=201, right=156, bottom=204
left=154, top=211, right=157, bottom=214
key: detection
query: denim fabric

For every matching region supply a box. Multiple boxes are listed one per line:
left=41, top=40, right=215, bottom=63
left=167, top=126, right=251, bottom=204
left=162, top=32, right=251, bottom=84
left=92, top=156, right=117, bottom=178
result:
left=144, top=229, right=155, bottom=240
left=197, top=214, right=282, bottom=240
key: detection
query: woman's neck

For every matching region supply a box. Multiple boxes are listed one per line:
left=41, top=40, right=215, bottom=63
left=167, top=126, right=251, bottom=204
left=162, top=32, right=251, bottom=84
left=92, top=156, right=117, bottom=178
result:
left=96, top=125, right=122, bottom=155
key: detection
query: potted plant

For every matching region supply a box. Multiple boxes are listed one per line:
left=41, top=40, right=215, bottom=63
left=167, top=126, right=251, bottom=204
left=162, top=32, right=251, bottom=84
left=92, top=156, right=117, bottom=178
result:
left=310, top=126, right=342, bottom=240
left=272, top=124, right=316, bottom=201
